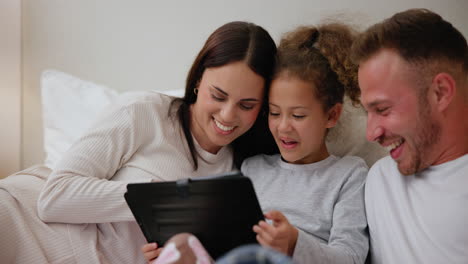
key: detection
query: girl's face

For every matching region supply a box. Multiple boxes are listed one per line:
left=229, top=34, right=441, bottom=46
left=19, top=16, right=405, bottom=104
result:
left=268, top=75, right=341, bottom=164
left=190, top=61, right=265, bottom=154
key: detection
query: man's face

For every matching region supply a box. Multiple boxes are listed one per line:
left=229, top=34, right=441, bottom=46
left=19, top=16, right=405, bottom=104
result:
left=359, top=49, right=441, bottom=175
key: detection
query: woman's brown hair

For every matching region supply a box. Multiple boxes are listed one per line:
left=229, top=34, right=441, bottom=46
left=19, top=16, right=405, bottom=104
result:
left=171, top=21, right=278, bottom=170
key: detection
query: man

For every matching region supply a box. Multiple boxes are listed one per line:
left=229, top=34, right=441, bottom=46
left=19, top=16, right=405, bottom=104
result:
left=352, top=8, right=468, bottom=263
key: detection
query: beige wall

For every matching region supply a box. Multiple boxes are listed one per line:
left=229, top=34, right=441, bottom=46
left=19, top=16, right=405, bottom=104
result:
left=20, top=0, right=468, bottom=169
left=0, top=0, right=21, bottom=178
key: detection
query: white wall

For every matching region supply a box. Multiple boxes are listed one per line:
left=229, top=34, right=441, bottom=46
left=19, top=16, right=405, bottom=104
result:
left=0, top=0, right=21, bottom=178
left=21, top=0, right=468, bottom=168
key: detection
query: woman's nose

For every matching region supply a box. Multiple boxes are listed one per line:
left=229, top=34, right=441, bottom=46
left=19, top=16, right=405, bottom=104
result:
left=219, top=104, right=236, bottom=123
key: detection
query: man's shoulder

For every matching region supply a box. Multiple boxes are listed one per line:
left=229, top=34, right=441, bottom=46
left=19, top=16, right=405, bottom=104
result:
left=366, top=156, right=398, bottom=186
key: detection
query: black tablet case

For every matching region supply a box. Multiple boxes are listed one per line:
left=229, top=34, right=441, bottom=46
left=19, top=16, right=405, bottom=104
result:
left=124, top=172, right=264, bottom=258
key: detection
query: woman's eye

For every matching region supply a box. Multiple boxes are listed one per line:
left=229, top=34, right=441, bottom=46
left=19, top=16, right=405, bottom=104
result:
left=211, top=94, right=225, bottom=101
left=240, top=104, right=254, bottom=110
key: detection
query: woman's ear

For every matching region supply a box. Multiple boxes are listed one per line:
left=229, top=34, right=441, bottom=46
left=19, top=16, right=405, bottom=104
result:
left=326, top=103, right=343, bottom=128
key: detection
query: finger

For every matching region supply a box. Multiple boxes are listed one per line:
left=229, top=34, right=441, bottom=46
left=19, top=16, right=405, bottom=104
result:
left=144, top=248, right=162, bottom=262
left=253, top=224, right=261, bottom=233
left=141, top=243, right=158, bottom=253
left=258, top=220, right=277, bottom=235
left=256, top=234, right=281, bottom=252
left=265, top=210, right=286, bottom=222
left=256, top=234, right=270, bottom=247
left=255, top=225, right=274, bottom=243
left=154, top=247, right=164, bottom=258
left=265, top=211, right=289, bottom=227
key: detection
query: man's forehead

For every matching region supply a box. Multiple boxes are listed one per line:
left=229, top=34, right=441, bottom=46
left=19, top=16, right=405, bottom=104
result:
left=359, top=49, right=404, bottom=75
left=358, top=49, right=416, bottom=109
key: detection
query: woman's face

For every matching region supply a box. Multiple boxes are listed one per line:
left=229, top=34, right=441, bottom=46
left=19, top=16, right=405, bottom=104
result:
left=268, top=75, right=340, bottom=164
left=190, top=61, right=265, bottom=154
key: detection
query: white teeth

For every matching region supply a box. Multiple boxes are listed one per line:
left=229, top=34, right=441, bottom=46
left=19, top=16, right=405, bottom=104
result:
left=385, top=139, right=403, bottom=152
left=214, top=119, right=234, bottom=132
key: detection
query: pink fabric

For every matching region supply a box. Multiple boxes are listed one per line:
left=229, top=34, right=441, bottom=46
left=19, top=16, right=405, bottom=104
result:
left=152, top=243, right=180, bottom=264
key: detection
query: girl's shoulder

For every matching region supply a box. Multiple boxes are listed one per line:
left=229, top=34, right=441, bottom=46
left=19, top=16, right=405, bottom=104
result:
left=330, top=155, right=369, bottom=183
left=241, top=154, right=281, bottom=173
left=333, top=155, right=368, bottom=169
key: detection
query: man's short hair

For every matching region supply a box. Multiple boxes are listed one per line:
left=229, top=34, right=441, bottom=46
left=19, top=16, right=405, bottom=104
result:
left=351, top=8, right=468, bottom=75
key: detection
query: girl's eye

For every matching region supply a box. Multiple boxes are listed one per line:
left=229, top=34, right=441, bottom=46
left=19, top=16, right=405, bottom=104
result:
left=293, top=114, right=305, bottom=119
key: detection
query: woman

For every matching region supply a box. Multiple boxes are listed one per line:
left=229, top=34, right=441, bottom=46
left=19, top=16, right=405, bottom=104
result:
left=36, top=21, right=277, bottom=263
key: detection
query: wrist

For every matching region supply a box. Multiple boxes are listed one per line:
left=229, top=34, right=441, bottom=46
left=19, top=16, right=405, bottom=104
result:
left=287, top=227, right=298, bottom=256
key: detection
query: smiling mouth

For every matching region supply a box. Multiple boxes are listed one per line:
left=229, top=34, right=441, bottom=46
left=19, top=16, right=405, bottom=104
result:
left=214, top=119, right=235, bottom=132
left=385, top=138, right=404, bottom=152
left=280, top=138, right=298, bottom=149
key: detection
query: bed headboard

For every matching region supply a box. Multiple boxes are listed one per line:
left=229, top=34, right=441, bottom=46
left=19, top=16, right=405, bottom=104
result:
left=20, top=0, right=468, bottom=169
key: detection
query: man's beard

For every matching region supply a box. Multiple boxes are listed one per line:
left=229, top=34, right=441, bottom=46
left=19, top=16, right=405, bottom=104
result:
left=398, top=98, right=441, bottom=175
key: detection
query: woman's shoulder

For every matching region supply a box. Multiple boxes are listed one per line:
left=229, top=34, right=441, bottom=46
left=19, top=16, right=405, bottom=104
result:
left=114, top=91, right=174, bottom=108
left=106, top=91, right=178, bottom=119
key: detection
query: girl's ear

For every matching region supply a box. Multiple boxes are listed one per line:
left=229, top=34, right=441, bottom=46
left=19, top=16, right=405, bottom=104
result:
left=326, top=103, right=343, bottom=128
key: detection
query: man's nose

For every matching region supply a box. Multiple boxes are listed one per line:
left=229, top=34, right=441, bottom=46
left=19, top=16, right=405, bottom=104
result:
left=366, top=114, right=384, bottom=143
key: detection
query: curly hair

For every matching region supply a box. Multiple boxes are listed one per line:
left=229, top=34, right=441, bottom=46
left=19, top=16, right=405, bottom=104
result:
left=275, top=23, right=360, bottom=111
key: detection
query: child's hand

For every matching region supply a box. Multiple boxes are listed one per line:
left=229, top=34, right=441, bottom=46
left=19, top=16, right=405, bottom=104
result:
left=253, top=210, right=298, bottom=256
left=141, top=242, right=163, bottom=263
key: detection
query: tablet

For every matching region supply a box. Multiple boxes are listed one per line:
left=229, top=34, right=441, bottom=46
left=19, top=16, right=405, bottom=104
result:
left=124, top=171, right=264, bottom=258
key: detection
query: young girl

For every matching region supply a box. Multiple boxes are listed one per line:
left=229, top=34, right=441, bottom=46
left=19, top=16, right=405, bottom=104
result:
left=143, top=23, right=368, bottom=264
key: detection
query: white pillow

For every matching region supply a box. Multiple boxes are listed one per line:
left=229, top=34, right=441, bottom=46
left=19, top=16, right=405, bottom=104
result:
left=326, top=97, right=387, bottom=166
left=41, top=70, right=184, bottom=169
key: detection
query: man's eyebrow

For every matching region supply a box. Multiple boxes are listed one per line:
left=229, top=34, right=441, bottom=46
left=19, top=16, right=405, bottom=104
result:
left=366, top=100, right=389, bottom=109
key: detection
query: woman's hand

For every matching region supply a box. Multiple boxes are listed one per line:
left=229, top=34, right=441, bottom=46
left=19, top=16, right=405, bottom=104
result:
left=253, top=210, right=298, bottom=256
left=141, top=242, right=163, bottom=263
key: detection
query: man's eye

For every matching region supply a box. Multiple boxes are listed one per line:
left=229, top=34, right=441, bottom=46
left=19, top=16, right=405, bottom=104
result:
left=376, top=107, right=389, bottom=114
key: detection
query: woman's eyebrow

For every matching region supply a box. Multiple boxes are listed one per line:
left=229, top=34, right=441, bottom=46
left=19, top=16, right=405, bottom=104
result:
left=211, top=85, right=260, bottom=102
left=211, top=85, right=228, bottom=96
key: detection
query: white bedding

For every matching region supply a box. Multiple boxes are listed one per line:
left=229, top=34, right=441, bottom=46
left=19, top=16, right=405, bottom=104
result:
left=0, top=166, right=75, bottom=263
